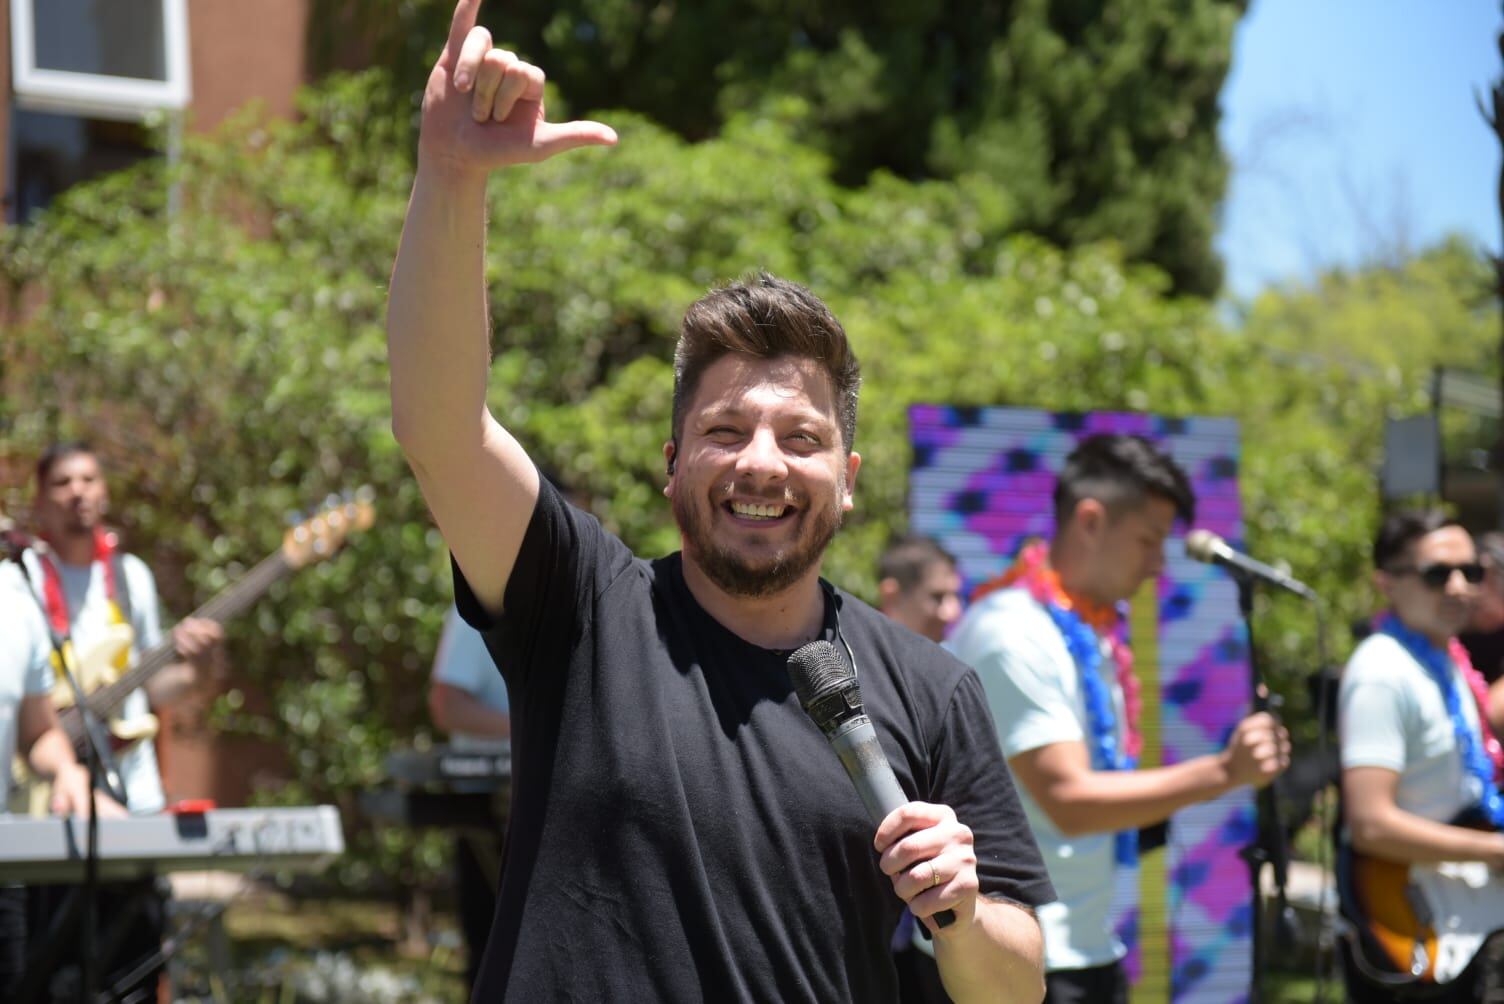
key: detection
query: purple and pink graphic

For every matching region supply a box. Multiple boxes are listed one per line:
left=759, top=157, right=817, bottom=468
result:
left=908, top=405, right=1254, bottom=1004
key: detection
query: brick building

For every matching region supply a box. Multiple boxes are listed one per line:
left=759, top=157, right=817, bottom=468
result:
left=3, top=0, right=322, bottom=807
left=3, top=0, right=311, bottom=225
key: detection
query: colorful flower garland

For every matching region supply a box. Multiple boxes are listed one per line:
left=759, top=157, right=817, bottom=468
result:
left=1375, top=612, right=1504, bottom=829
left=975, top=541, right=1142, bottom=862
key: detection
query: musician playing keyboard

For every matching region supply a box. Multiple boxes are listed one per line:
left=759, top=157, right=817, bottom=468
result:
left=1338, top=510, right=1504, bottom=1002
left=8, top=444, right=227, bottom=1001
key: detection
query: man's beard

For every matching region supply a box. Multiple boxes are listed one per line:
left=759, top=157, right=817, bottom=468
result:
left=673, top=481, right=844, bottom=599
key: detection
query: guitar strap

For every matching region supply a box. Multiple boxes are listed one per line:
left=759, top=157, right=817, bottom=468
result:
left=36, top=528, right=133, bottom=679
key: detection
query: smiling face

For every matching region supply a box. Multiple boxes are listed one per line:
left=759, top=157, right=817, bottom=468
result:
left=665, top=353, right=861, bottom=599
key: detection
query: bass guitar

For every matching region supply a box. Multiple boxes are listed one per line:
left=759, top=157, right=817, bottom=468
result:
left=1339, top=807, right=1504, bottom=988
left=11, top=492, right=374, bottom=814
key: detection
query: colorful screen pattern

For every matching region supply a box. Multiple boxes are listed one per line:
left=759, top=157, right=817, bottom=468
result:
left=908, top=405, right=1255, bottom=1003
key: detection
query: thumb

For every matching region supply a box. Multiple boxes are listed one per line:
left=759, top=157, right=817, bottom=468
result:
left=532, top=120, right=619, bottom=158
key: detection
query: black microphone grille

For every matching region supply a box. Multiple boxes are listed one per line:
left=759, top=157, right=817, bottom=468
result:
left=786, top=639, right=852, bottom=710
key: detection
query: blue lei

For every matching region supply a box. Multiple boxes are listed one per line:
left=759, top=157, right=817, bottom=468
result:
left=1376, top=612, right=1504, bottom=830
left=1040, top=599, right=1140, bottom=865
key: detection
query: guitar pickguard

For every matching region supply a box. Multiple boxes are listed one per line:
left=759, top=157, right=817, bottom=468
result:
left=10, top=624, right=158, bottom=816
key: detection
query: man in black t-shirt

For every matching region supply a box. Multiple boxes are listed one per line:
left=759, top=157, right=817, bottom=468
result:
left=386, top=4, right=1054, bottom=1001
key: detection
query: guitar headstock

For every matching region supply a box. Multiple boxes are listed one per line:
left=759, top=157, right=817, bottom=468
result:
left=281, top=488, right=376, bottom=570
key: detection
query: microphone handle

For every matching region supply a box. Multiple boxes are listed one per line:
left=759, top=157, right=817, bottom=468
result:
left=829, top=716, right=956, bottom=928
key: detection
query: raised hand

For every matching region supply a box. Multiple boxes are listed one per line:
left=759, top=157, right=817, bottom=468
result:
left=418, top=0, right=617, bottom=175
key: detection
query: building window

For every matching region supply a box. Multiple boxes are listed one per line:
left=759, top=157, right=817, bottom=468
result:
left=11, top=110, right=154, bottom=224
left=7, top=0, right=189, bottom=222
left=10, top=0, right=191, bottom=119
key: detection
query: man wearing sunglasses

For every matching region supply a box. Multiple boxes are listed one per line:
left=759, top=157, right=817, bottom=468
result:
left=1338, top=509, right=1504, bottom=1002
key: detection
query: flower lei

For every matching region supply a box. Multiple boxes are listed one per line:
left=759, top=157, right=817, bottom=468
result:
left=975, top=541, right=1142, bottom=863
left=1375, top=611, right=1504, bottom=829
left=36, top=526, right=122, bottom=635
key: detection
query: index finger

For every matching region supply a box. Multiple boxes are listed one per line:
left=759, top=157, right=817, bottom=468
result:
left=439, top=0, right=483, bottom=72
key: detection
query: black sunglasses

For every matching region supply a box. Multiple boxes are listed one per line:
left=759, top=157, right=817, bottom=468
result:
left=1388, top=562, right=1485, bottom=589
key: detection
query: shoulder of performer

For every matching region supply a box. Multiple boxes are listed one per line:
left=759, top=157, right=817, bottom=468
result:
left=947, top=585, right=1053, bottom=662
left=1343, top=632, right=1419, bottom=685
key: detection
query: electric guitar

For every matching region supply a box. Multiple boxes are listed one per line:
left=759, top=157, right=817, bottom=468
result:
left=10, top=492, right=374, bottom=814
left=1339, top=807, right=1504, bottom=987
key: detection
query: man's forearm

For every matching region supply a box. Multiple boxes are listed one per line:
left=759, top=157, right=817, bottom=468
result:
left=26, top=727, right=81, bottom=780
left=388, top=164, right=494, bottom=459
left=144, top=662, right=196, bottom=707
left=1349, top=804, right=1504, bottom=867
left=430, top=682, right=511, bottom=738
left=1039, top=754, right=1233, bottom=836
left=934, top=898, right=1045, bottom=1004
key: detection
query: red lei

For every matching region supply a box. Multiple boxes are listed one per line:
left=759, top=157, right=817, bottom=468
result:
left=973, top=542, right=1143, bottom=760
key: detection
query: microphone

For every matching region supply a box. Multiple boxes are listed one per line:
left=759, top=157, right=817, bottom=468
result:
left=787, top=640, right=954, bottom=928
left=1184, top=529, right=1316, bottom=600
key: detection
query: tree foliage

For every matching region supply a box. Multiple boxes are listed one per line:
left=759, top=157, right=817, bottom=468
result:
left=311, top=0, right=1242, bottom=295
left=1, top=68, right=1492, bottom=884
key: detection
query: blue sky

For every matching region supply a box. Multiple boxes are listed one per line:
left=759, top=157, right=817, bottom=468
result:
left=1217, top=0, right=1499, bottom=299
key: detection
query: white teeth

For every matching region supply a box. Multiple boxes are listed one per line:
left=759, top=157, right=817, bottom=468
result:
left=730, top=501, right=788, bottom=519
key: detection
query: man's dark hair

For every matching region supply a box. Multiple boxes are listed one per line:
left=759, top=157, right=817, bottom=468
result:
left=671, top=272, right=861, bottom=454
left=1477, top=530, right=1504, bottom=573
left=878, top=534, right=956, bottom=593
left=1053, top=434, right=1195, bottom=526
left=35, top=441, right=97, bottom=487
left=1373, top=509, right=1464, bottom=571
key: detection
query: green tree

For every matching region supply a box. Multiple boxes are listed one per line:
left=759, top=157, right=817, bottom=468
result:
left=5, top=69, right=1488, bottom=885
left=311, top=0, right=1242, bottom=295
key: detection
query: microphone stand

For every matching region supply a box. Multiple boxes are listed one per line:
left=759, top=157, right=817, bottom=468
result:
left=1232, top=573, right=1299, bottom=1004
left=13, top=552, right=127, bottom=1004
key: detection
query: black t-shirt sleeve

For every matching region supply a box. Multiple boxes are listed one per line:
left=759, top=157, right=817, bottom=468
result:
left=451, top=474, right=632, bottom=692
left=932, top=670, right=1056, bottom=909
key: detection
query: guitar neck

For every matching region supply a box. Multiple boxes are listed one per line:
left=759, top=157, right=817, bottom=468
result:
left=73, top=550, right=292, bottom=727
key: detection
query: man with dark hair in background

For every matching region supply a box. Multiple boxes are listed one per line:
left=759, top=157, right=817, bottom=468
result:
left=1339, top=510, right=1504, bottom=1002
left=384, top=3, right=1053, bottom=1000
left=946, top=433, right=1289, bottom=1003
left=1459, top=530, right=1504, bottom=734
left=878, top=534, right=963, bottom=644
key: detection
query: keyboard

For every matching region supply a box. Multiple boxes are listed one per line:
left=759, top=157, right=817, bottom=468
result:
left=0, top=805, right=345, bottom=883
left=361, top=744, right=511, bottom=830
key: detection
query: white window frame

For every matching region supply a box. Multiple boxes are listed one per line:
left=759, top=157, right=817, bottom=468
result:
left=10, top=0, right=191, bottom=121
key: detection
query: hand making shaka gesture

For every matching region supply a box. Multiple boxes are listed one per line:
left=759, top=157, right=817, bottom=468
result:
left=419, top=0, right=618, bottom=173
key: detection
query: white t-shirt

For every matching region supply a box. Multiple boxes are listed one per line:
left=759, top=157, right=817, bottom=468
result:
left=947, top=586, right=1127, bottom=971
left=1339, top=632, right=1484, bottom=825
left=20, top=548, right=167, bottom=814
left=1, top=561, right=55, bottom=809
left=432, top=605, right=509, bottom=750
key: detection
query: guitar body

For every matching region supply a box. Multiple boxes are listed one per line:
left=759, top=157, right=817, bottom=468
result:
left=9, top=627, right=161, bottom=816
left=1342, top=813, right=1504, bottom=987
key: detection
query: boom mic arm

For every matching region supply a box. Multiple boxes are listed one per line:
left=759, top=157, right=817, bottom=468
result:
left=1184, top=529, right=1317, bottom=601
